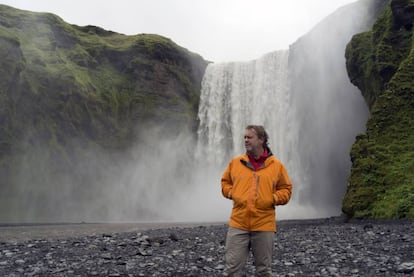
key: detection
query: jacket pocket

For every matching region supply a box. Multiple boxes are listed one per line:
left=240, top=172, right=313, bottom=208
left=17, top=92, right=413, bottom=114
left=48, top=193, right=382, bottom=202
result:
left=255, top=182, right=274, bottom=209
left=232, top=195, right=247, bottom=209
left=255, top=191, right=274, bottom=209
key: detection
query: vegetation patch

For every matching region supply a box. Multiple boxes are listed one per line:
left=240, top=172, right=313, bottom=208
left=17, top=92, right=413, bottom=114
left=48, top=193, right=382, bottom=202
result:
left=343, top=0, right=414, bottom=219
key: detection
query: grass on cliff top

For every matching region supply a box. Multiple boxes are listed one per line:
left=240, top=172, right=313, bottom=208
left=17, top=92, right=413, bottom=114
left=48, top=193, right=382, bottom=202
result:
left=2, top=3, right=194, bottom=97
left=0, top=4, right=200, bottom=151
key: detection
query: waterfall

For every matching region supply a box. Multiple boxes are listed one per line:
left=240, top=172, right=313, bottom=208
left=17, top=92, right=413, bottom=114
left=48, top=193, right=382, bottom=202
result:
left=196, top=50, right=292, bottom=167
left=196, top=50, right=306, bottom=218
left=195, top=0, right=379, bottom=219
left=196, top=48, right=368, bottom=219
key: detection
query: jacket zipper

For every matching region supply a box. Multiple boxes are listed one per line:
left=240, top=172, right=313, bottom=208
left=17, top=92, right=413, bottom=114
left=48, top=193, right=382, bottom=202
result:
left=248, top=172, right=260, bottom=229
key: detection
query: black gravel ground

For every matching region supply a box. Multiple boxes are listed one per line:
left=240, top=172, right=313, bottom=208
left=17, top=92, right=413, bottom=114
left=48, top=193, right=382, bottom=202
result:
left=0, top=218, right=413, bottom=276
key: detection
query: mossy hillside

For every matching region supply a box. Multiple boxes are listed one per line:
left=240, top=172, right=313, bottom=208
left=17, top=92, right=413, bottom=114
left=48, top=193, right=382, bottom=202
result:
left=343, top=0, right=414, bottom=219
left=0, top=4, right=206, bottom=142
left=0, top=5, right=207, bottom=195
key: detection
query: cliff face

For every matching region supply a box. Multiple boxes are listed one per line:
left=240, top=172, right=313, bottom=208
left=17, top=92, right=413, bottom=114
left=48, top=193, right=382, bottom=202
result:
left=0, top=5, right=207, bottom=144
left=0, top=4, right=208, bottom=221
left=343, top=0, right=414, bottom=219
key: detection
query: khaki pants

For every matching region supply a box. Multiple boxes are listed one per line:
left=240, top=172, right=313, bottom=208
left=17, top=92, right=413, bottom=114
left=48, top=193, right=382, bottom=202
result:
left=223, top=227, right=274, bottom=277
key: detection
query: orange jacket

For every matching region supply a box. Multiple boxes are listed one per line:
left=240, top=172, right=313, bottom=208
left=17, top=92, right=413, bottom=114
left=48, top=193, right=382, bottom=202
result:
left=221, top=151, right=292, bottom=232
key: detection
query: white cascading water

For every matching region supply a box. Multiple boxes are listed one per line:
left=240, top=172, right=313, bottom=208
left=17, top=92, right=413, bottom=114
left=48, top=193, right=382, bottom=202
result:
left=197, top=50, right=293, bottom=166
left=196, top=50, right=309, bottom=219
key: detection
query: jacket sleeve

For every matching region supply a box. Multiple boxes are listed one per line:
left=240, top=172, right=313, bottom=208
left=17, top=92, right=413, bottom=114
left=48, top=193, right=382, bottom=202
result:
left=273, top=164, right=292, bottom=205
left=221, top=161, right=233, bottom=199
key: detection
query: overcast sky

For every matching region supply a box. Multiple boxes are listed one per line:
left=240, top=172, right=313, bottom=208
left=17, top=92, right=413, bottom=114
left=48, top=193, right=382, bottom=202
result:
left=1, top=0, right=356, bottom=62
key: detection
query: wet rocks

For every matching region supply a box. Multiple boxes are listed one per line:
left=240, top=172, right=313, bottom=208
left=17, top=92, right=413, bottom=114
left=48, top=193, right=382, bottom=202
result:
left=0, top=220, right=413, bottom=276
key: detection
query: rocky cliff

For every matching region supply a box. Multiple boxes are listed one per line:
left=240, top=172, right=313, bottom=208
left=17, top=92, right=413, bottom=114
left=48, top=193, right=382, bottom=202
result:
left=343, top=0, right=414, bottom=219
left=0, top=4, right=207, bottom=221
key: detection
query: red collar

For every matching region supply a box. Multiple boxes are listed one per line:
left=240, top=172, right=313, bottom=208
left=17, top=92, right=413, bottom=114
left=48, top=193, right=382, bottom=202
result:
left=248, top=148, right=268, bottom=170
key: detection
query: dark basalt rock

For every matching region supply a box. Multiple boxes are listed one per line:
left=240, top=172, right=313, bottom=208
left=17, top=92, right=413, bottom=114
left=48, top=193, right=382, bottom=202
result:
left=0, top=220, right=413, bottom=276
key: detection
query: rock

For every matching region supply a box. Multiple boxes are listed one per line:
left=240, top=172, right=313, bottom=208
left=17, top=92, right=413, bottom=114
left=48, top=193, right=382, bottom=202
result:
left=0, top=220, right=413, bottom=276
left=397, top=261, right=414, bottom=273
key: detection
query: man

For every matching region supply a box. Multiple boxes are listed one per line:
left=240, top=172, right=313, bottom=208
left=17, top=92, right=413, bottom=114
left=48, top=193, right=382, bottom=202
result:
left=221, top=125, right=293, bottom=276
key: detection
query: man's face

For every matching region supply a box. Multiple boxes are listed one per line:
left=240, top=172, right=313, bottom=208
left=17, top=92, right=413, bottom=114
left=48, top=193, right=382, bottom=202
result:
left=244, top=128, right=263, bottom=154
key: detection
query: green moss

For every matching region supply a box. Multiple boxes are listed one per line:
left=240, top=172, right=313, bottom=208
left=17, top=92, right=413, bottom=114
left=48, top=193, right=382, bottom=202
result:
left=0, top=4, right=208, bottom=191
left=0, top=26, right=19, bottom=45
left=343, top=0, right=414, bottom=219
